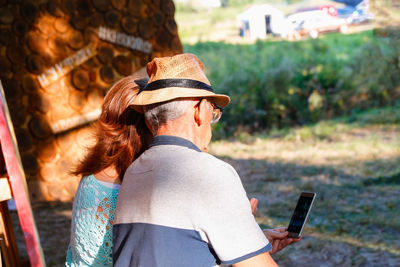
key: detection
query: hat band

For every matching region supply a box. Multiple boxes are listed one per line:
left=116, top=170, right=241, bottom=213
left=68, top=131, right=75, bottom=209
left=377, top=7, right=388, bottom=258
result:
left=140, top=79, right=214, bottom=92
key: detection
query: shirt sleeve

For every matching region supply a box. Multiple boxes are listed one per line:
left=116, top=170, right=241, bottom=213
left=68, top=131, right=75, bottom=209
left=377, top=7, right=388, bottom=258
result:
left=197, top=161, right=272, bottom=265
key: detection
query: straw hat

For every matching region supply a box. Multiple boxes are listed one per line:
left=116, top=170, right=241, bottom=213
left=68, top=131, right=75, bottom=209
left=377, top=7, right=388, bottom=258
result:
left=129, top=53, right=230, bottom=112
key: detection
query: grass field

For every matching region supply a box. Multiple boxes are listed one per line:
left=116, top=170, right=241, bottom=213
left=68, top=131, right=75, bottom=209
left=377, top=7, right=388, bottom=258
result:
left=176, top=0, right=400, bottom=139
left=182, top=29, right=400, bottom=139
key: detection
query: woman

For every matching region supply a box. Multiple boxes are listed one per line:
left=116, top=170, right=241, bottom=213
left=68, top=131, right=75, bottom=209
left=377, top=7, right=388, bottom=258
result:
left=66, top=76, right=151, bottom=266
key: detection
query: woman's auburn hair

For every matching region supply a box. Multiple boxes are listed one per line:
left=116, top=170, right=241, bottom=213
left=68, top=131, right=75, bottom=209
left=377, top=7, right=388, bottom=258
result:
left=73, top=75, right=150, bottom=180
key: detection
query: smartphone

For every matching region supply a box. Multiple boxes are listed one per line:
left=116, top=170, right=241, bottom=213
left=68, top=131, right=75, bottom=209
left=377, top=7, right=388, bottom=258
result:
left=287, top=192, right=316, bottom=238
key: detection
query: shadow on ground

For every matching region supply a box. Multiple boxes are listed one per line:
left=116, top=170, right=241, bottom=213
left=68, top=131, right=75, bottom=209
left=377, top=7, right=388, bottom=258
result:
left=9, top=156, right=400, bottom=266
left=221, top=155, right=400, bottom=267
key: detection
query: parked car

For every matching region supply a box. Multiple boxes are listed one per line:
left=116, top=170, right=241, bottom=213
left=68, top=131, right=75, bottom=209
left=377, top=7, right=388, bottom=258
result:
left=337, top=6, right=374, bottom=24
left=287, top=10, right=349, bottom=39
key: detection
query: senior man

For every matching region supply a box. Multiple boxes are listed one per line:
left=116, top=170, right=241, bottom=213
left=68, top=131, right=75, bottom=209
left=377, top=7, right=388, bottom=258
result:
left=113, top=53, right=299, bottom=266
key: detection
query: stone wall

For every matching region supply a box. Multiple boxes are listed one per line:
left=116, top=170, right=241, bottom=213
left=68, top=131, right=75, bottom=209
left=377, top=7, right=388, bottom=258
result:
left=0, top=0, right=182, bottom=202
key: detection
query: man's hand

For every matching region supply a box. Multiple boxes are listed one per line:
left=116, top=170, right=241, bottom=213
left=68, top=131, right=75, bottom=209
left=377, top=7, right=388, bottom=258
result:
left=263, top=227, right=301, bottom=254
left=249, top=198, right=301, bottom=254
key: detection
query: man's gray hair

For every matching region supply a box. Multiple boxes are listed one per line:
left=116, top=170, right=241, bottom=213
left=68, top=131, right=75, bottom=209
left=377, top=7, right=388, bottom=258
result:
left=143, top=99, right=195, bottom=133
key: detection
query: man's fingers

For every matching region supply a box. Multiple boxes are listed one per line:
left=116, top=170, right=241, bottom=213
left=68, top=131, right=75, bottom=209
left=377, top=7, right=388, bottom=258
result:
left=270, top=230, right=288, bottom=238
left=274, top=227, right=288, bottom=233
left=268, top=231, right=303, bottom=254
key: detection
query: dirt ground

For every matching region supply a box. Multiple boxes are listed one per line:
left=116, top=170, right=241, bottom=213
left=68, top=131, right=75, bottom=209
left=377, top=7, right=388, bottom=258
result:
left=10, top=186, right=400, bottom=267
left=10, top=176, right=400, bottom=267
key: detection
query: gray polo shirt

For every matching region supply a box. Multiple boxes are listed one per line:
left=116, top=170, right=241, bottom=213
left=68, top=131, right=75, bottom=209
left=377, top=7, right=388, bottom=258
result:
left=113, top=135, right=271, bottom=266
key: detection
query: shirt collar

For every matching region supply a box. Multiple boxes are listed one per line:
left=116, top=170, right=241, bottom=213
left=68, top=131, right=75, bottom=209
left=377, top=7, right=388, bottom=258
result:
left=150, top=135, right=201, bottom=152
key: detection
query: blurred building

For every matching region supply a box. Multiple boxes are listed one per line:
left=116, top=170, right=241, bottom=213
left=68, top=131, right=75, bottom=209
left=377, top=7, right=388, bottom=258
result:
left=237, top=4, right=291, bottom=39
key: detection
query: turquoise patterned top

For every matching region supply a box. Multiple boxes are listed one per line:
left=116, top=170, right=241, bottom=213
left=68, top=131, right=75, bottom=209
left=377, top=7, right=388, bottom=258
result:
left=66, top=175, right=120, bottom=266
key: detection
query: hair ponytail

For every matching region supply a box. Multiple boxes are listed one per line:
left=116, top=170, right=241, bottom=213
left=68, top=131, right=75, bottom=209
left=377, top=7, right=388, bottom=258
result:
left=73, top=76, right=150, bottom=180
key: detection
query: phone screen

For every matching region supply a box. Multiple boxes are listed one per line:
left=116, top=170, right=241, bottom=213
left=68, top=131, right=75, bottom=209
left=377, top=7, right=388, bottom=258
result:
left=287, top=192, right=316, bottom=238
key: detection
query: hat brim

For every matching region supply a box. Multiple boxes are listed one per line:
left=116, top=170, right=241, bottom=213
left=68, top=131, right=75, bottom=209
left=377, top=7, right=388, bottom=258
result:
left=130, top=87, right=230, bottom=113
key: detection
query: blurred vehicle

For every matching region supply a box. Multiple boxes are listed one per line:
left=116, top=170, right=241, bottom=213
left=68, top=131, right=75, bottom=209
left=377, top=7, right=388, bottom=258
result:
left=287, top=10, right=349, bottom=39
left=296, top=5, right=338, bottom=17
left=337, top=6, right=374, bottom=24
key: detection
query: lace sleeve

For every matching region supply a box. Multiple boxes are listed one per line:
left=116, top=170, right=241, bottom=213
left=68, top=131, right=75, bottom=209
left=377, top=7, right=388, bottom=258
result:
left=66, top=175, right=119, bottom=266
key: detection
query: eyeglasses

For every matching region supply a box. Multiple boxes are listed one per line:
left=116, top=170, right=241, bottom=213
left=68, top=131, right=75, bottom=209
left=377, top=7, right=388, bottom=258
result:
left=195, top=99, right=223, bottom=124
left=210, top=102, right=223, bottom=124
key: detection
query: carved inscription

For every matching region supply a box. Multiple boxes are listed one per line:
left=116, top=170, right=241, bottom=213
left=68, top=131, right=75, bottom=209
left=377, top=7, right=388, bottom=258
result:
left=98, top=26, right=152, bottom=54
left=37, top=45, right=96, bottom=87
left=50, top=108, right=101, bottom=134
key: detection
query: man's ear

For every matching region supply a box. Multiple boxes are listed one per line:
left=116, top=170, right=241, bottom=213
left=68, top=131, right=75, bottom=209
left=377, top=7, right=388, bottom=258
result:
left=194, top=99, right=209, bottom=127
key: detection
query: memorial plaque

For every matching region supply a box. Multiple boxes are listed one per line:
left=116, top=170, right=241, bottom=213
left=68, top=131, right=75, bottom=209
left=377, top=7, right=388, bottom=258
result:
left=0, top=0, right=182, bottom=203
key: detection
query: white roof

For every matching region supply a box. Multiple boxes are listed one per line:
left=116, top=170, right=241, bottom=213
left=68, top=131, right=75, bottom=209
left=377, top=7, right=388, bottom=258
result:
left=237, top=4, right=283, bottom=20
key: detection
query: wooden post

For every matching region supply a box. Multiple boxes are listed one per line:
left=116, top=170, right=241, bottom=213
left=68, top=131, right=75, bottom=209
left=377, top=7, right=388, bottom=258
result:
left=0, top=81, right=45, bottom=267
left=0, top=197, right=20, bottom=267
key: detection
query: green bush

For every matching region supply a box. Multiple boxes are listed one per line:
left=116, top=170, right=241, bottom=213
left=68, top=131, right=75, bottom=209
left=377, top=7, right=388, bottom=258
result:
left=184, top=30, right=400, bottom=139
